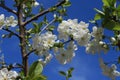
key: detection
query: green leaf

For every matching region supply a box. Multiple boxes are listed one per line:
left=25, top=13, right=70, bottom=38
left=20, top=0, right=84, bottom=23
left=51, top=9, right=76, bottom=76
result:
left=102, top=0, right=110, bottom=7
left=43, top=16, right=48, bottom=24
left=108, top=0, right=116, bottom=7
left=49, top=6, right=57, bottom=12
left=102, top=0, right=116, bottom=7
left=94, top=14, right=103, bottom=20
left=62, top=1, right=71, bottom=7
left=39, top=5, right=45, bottom=12
left=59, top=71, right=66, bottom=76
left=67, top=67, right=74, bottom=78
left=28, top=61, right=43, bottom=78
left=94, top=8, right=105, bottom=15
left=47, top=25, right=55, bottom=32
left=32, top=22, right=41, bottom=33
left=116, top=5, right=120, bottom=17
left=103, top=20, right=120, bottom=30
left=31, top=75, right=47, bottom=80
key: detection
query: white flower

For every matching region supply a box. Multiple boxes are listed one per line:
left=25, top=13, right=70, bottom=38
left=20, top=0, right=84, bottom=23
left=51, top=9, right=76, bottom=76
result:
left=41, top=32, right=57, bottom=48
left=56, top=48, right=72, bottom=64
left=99, top=58, right=120, bottom=80
left=0, top=68, right=18, bottom=80
left=0, top=14, right=5, bottom=29
left=5, top=16, right=18, bottom=27
left=38, top=53, right=52, bottom=65
left=57, top=19, right=90, bottom=45
left=32, top=0, right=39, bottom=7
left=73, top=32, right=91, bottom=46
left=32, top=32, right=57, bottom=55
left=55, top=41, right=76, bottom=64
left=91, top=26, right=103, bottom=40
left=86, top=40, right=108, bottom=54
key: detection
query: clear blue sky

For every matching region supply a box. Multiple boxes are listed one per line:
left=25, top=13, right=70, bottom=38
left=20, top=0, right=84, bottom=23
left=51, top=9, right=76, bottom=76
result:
left=0, top=0, right=120, bottom=80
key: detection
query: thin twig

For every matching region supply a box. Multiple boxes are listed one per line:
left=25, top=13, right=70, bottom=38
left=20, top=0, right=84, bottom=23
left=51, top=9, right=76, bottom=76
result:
left=2, top=28, right=20, bottom=38
left=25, top=49, right=36, bottom=57
left=0, top=4, right=17, bottom=15
left=23, top=0, right=65, bottom=26
left=39, top=19, right=55, bottom=35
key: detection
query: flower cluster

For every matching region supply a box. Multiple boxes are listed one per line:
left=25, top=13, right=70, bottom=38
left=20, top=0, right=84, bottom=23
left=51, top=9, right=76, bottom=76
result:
left=55, top=41, right=77, bottom=64
left=99, top=58, right=120, bottom=80
left=0, top=14, right=18, bottom=29
left=32, top=32, right=57, bottom=64
left=58, top=19, right=108, bottom=54
left=0, top=68, right=18, bottom=80
left=32, top=31, right=57, bottom=55
left=32, top=19, right=110, bottom=64
left=58, top=19, right=90, bottom=46
left=86, top=26, right=108, bottom=54
left=32, top=31, right=57, bottom=58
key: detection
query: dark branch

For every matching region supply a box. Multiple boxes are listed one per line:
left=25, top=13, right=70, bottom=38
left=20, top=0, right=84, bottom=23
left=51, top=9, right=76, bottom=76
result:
left=0, top=4, right=17, bottom=15
left=23, top=0, right=65, bottom=26
left=25, top=49, right=36, bottom=57
left=2, top=28, right=20, bottom=38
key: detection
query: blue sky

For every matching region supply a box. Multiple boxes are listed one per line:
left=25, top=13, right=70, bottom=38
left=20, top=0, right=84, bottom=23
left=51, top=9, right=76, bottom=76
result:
left=0, top=0, right=120, bottom=80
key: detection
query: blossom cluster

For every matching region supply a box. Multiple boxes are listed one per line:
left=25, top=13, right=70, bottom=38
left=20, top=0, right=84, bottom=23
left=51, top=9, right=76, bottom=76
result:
left=32, top=19, right=109, bottom=64
left=99, top=58, right=120, bottom=80
left=32, top=32, right=56, bottom=64
left=0, top=68, right=18, bottom=80
left=58, top=19, right=90, bottom=46
left=0, top=14, right=18, bottom=29
left=58, top=19, right=108, bottom=54
left=55, top=41, right=77, bottom=64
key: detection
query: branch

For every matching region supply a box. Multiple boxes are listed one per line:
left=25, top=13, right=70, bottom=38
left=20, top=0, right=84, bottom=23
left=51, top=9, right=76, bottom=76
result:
left=23, top=0, right=65, bottom=26
left=0, top=4, right=17, bottom=15
left=25, top=49, right=36, bottom=57
left=2, top=28, right=20, bottom=38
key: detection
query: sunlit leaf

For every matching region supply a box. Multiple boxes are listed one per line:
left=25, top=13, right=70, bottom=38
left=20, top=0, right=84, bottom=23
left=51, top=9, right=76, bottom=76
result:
left=28, top=61, right=43, bottom=77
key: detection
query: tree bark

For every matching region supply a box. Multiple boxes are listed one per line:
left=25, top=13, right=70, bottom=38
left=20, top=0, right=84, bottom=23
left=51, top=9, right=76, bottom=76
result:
left=17, top=4, right=28, bottom=76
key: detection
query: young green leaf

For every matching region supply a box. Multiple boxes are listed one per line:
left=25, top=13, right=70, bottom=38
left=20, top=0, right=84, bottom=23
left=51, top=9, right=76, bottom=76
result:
left=59, top=71, right=66, bottom=76
left=94, top=14, right=103, bottom=20
left=102, top=0, right=110, bottom=7
left=28, top=61, right=43, bottom=77
left=67, top=67, right=74, bottom=78
left=94, top=8, right=105, bottom=15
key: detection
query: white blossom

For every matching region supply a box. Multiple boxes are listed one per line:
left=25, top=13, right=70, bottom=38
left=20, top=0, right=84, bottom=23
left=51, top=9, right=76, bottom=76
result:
left=0, top=68, right=18, bottom=80
left=91, top=26, right=103, bottom=40
left=38, top=53, right=52, bottom=65
left=55, top=41, right=77, bottom=64
left=0, top=14, right=5, bottom=29
left=86, top=40, right=108, bottom=54
left=73, top=32, right=91, bottom=46
left=5, top=16, right=18, bottom=27
left=99, top=58, right=120, bottom=80
left=58, top=19, right=90, bottom=46
left=32, top=0, right=39, bottom=7
left=32, top=32, right=57, bottom=55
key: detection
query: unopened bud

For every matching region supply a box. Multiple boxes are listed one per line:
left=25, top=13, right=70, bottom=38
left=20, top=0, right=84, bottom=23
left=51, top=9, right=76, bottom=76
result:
left=111, top=37, right=116, bottom=42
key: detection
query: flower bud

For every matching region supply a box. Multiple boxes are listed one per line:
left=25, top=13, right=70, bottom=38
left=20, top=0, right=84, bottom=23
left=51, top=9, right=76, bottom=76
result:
left=111, top=37, right=116, bottom=42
